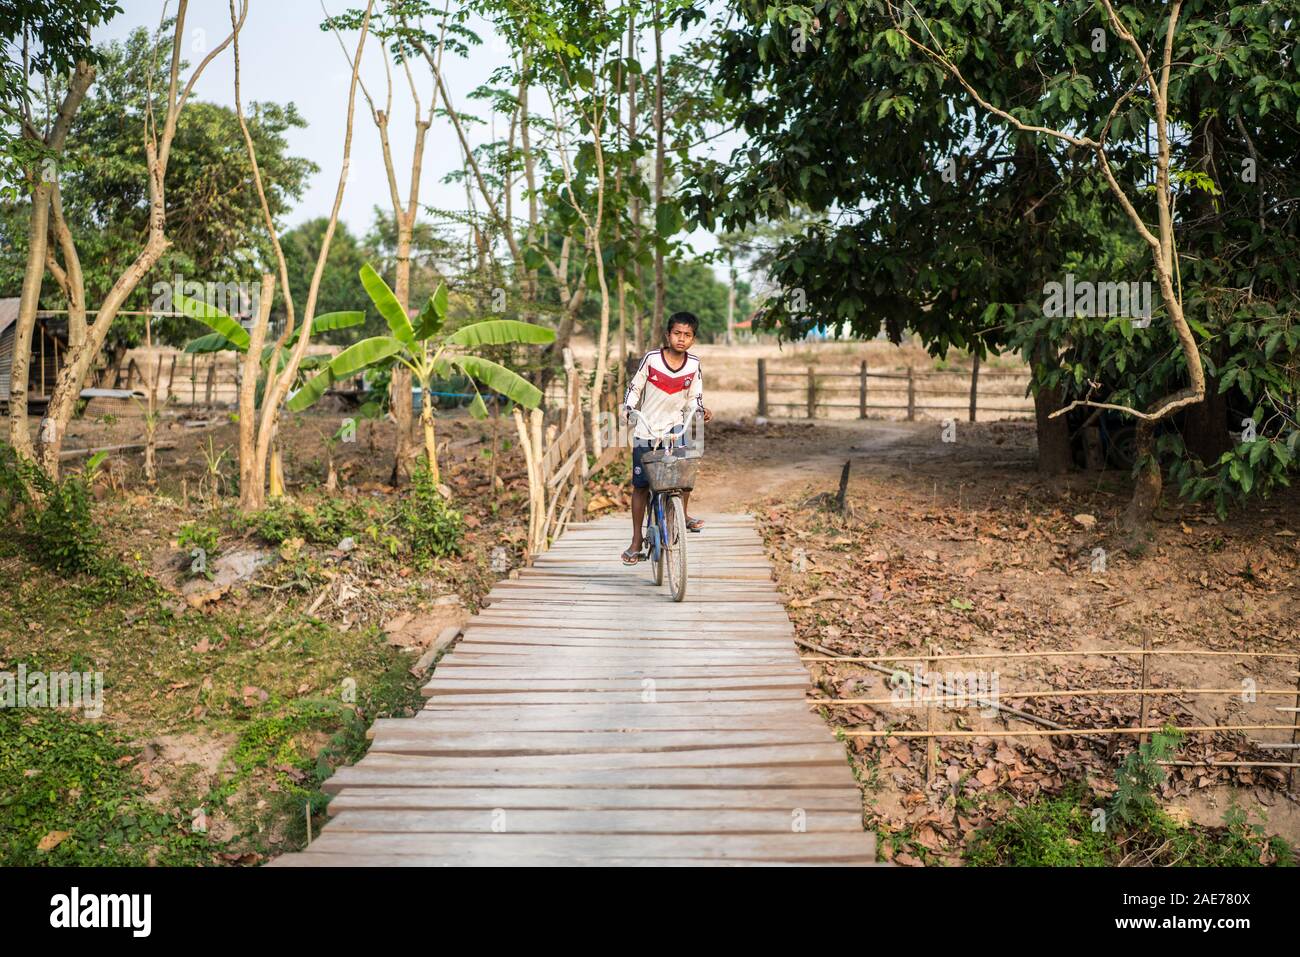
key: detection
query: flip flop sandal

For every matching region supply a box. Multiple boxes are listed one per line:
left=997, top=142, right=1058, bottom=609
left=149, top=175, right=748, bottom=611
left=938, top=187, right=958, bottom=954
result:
left=685, top=517, right=704, bottom=532
left=621, top=548, right=642, bottom=565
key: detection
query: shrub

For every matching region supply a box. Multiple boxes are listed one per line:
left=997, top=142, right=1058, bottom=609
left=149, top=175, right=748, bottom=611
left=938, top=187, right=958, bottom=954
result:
left=0, top=445, right=107, bottom=575
left=29, top=468, right=105, bottom=575
left=250, top=499, right=372, bottom=547
left=1110, top=726, right=1183, bottom=826
left=177, top=522, right=219, bottom=556
left=399, top=463, right=463, bottom=568
left=0, top=441, right=32, bottom=520
left=965, top=788, right=1110, bottom=867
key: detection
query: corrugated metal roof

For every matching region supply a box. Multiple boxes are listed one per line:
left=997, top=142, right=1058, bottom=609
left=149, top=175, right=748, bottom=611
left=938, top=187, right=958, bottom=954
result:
left=0, top=297, right=19, bottom=338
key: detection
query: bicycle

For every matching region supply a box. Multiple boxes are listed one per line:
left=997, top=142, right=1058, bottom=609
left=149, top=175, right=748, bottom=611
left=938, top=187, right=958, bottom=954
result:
left=628, top=408, right=703, bottom=602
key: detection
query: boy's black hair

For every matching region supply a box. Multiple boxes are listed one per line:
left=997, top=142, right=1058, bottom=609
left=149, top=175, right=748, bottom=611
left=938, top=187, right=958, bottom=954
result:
left=666, top=311, right=699, bottom=335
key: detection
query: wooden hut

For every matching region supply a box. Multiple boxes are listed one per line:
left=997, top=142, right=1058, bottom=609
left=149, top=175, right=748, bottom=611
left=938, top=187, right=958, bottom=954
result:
left=0, top=298, right=68, bottom=413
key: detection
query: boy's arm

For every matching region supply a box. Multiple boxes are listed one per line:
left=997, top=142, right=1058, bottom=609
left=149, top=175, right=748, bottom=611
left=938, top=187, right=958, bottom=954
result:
left=623, top=354, right=649, bottom=416
left=687, top=366, right=705, bottom=420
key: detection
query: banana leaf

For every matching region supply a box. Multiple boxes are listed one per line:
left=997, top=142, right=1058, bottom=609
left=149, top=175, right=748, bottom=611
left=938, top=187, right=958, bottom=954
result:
left=413, top=285, right=446, bottom=340
left=286, top=310, right=365, bottom=347
left=359, top=263, right=414, bottom=344
left=452, top=355, right=542, bottom=409
left=286, top=336, right=406, bottom=412
left=184, top=332, right=235, bottom=354
left=174, top=293, right=250, bottom=351
left=446, top=319, right=555, bottom=347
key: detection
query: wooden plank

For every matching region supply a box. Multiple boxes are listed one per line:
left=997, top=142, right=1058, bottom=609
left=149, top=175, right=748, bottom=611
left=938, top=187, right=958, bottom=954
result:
left=358, top=743, right=851, bottom=768
left=325, top=787, right=863, bottom=813
left=321, top=763, right=861, bottom=793
left=417, top=702, right=824, bottom=720
left=326, top=808, right=865, bottom=833
left=420, top=690, right=809, bottom=704
left=281, top=832, right=877, bottom=862
left=364, top=729, right=845, bottom=754
left=403, top=712, right=832, bottom=728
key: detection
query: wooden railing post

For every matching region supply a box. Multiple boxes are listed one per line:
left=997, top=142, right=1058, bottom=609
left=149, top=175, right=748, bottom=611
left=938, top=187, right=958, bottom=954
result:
left=969, top=352, right=981, bottom=423
left=204, top=357, right=216, bottom=406
left=906, top=367, right=916, bottom=421
left=859, top=360, right=867, bottom=419
left=757, top=358, right=768, bottom=416
left=806, top=366, right=816, bottom=419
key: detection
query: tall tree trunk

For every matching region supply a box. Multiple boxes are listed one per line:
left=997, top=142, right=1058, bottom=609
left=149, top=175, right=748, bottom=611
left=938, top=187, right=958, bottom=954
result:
left=1180, top=94, right=1230, bottom=465
left=8, top=182, right=53, bottom=459
left=626, top=16, right=643, bottom=357
left=1183, top=371, right=1230, bottom=463
left=237, top=276, right=274, bottom=510
left=726, top=256, right=736, bottom=346
left=47, top=181, right=87, bottom=351
left=247, top=0, right=368, bottom=508
left=652, top=2, right=665, bottom=335
left=1122, top=421, right=1161, bottom=532
left=1033, top=382, right=1073, bottom=475
left=7, top=62, right=95, bottom=459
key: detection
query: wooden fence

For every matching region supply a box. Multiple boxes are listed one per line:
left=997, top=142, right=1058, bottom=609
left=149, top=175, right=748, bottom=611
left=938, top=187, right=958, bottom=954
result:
left=109, top=347, right=341, bottom=409
left=756, top=356, right=1035, bottom=422
left=111, top=351, right=241, bottom=407
left=515, top=349, right=624, bottom=562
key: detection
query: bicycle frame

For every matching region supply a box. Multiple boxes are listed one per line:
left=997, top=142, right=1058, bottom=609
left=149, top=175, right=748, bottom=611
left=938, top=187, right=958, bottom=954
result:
left=644, top=486, right=671, bottom=562
left=628, top=407, right=696, bottom=578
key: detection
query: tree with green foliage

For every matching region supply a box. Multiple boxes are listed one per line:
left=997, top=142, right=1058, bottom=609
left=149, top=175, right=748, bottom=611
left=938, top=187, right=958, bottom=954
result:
left=691, top=0, right=1300, bottom=526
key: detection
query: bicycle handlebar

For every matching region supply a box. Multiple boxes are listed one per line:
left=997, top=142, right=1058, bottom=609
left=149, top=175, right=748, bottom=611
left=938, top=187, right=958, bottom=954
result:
left=625, top=407, right=701, bottom=446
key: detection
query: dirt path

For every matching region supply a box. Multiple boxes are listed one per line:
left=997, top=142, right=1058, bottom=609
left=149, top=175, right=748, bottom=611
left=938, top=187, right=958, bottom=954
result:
left=692, top=416, right=1030, bottom=513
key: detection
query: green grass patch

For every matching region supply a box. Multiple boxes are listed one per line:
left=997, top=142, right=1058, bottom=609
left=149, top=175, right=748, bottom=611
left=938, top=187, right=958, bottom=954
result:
left=0, top=708, right=217, bottom=865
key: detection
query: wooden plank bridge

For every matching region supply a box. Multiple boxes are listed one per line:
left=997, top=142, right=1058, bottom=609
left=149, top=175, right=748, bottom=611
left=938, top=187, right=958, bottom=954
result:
left=270, top=513, right=877, bottom=866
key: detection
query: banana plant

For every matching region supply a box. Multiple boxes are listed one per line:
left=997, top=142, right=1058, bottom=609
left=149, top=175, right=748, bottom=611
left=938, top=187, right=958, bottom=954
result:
left=286, top=263, right=554, bottom=484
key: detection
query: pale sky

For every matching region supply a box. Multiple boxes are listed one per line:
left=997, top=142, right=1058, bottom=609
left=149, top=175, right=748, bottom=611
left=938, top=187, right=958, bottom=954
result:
left=96, top=0, right=734, bottom=273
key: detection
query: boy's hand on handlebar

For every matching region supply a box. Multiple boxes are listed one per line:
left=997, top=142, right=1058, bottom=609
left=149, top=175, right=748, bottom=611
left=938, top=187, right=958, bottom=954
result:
left=702, top=407, right=713, bottom=423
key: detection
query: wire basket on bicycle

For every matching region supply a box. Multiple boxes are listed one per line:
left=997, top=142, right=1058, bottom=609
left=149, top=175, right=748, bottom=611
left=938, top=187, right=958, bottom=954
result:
left=633, top=409, right=703, bottom=492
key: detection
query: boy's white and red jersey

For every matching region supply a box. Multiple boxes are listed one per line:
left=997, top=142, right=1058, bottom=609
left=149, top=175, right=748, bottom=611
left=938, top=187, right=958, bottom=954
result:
left=623, top=348, right=703, bottom=440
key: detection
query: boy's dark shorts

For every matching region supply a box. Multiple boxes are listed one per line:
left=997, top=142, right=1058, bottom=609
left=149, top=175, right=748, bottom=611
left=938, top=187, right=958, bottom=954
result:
left=630, top=426, right=688, bottom=489
left=631, top=443, right=651, bottom=489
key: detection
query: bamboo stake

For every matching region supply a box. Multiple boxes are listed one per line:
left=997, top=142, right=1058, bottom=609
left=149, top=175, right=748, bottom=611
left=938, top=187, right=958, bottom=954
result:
left=1138, top=634, right=1151, bottom=747
left=530, top=407, right=545, bottom=554
left=925, top=644, right=936, bottom=788
left=513, top=407, right=538, bottom=561
left=552, top=484, right=579, bottom=541
left=840, top=724, right=1295, bottom=739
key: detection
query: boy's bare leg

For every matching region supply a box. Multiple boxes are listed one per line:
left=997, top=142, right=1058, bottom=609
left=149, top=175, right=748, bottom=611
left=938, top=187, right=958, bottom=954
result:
left=629, top=485, right=649, bottom=552
left=682, top=490, right=703, bottom=528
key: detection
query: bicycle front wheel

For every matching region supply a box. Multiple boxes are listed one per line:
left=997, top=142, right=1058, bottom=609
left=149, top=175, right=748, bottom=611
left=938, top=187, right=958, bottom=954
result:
left=665, top=493, right=688, bottom=602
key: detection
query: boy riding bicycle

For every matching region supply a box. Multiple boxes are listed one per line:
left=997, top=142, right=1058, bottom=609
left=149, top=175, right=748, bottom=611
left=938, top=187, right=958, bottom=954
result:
left=621, top=311, right=713, bottom=565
